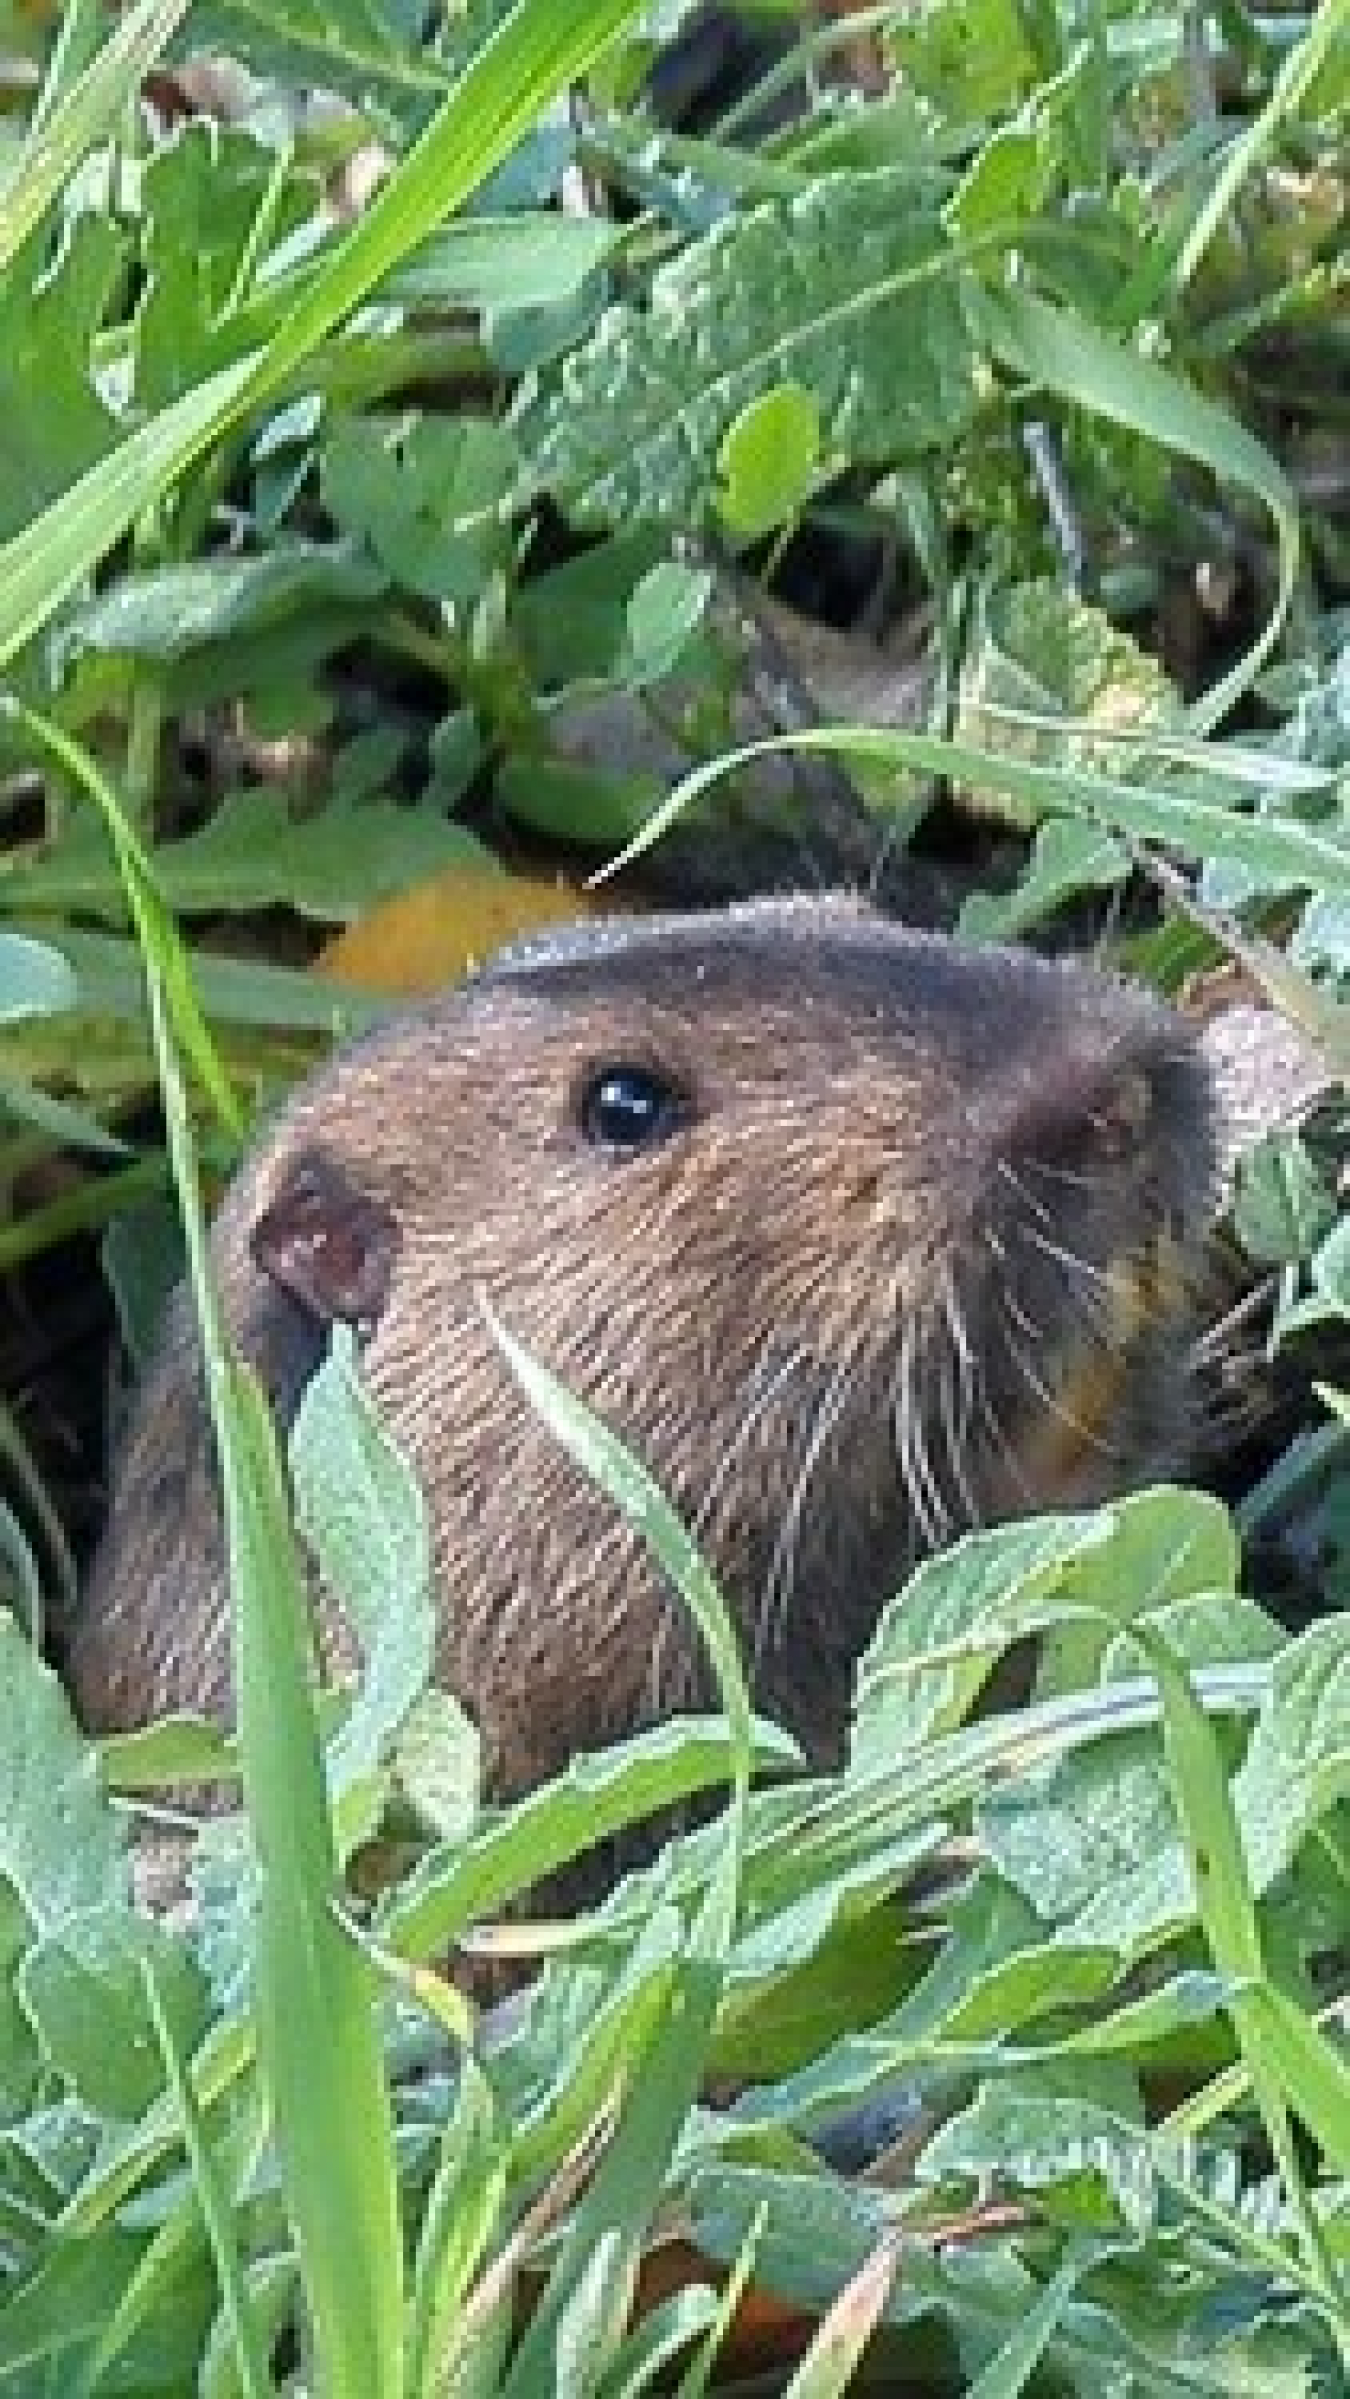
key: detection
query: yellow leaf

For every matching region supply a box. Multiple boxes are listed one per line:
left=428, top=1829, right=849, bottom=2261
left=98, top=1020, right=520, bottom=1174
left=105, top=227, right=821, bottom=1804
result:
left=315, top=864, right=601, bottom=997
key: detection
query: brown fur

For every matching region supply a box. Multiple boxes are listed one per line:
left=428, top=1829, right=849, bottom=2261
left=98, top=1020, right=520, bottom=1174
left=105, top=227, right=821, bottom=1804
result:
left=70, top=898, right=1214, bottom=1794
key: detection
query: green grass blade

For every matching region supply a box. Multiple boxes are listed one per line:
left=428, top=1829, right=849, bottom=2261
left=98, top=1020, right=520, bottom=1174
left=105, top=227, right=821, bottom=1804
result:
left=974, top=283, right=1300, bottom=730
left=221, top=1368, right=406, bottom=2399
left=778, top=2235, right=900, bottom=2398
left=38, top=703, right=406, bottom=2395
left=502, top=1954, right=724, bottom=2399
left=600, top=726, right=1350, bottom=923
left=0, top=355, right=262, bottom=670
left=486, top=1300, right=753, bottom=1957
left=1130, top=1619, right=1346, bottom=2339
left=1173, top=0, right=1350, bottom=293
left=135, top=1963, right=272, bottom=2399
left=0, top=0, right=193, bottom=271
left=0, top=0, right=646, bottom=671
left=253, top=0, right=646, bottom=384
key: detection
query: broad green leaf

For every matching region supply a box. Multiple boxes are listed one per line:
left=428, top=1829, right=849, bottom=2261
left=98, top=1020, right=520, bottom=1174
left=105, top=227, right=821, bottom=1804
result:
left=19, top=922, right=389, bottom=1037
left=715, top=383, right=822, bottom=538
left=513, top=171, right=977, bottom=525
left=1231, top=1618, right=1350, bottom=1893
left=622, top=562, right=715, bottom=685
left=133, top=124, right=321, bottom=409
left=1232, top=1132, right=1338, bottom=1263
left=0, top=350, right=262, bottom=668
left=959, top=816, right=1129, bottom=940
left=388, top=213, right=620, bottom=313
left=5, top=788, right=482, bottom=923
left=0, top=934, right=78, bottom=1021
left=321, top=413, right=518, bottom=603
left=0, top=2225, right=159, bottom=2380
left=55, top=541, right=388, bottom=670
left=981, top=1734, right=1181, bottom=1931
left=0, top=1616, right=127, bottom=1933
left=0, top=214, right=124, bottom=538
left=290, top=1326, right=438, bottom=1852
left=514, top=528, right=670, bottom=688
left=20, top=1908, right=207, bottom=2120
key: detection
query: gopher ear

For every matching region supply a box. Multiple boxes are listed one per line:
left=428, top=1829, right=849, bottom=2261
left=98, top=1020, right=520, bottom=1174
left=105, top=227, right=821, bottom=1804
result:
left=249, top=1147, right=401, bottom=1328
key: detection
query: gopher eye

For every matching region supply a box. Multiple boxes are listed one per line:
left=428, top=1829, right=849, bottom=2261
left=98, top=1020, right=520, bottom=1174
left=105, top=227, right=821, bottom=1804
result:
left=578, top=1062, right=688, bottom=1152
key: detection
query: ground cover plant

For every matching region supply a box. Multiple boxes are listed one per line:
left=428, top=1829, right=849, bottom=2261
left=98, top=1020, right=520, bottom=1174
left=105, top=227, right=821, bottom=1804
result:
left=0, top=0, right=1347, bottom=2389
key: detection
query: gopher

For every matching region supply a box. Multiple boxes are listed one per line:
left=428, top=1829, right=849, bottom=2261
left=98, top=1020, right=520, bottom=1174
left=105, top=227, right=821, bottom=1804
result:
left=71, top=898, right=1215, bottom=1794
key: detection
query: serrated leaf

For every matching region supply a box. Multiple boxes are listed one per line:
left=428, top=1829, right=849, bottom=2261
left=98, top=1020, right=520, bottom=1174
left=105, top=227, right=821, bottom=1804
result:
left=918, top=2084, right=1149, bottom=2229
left=1232, top=1132, right=1338, bottom=1263
left=513, top=171, right=977, bottom=527
left=0, top=0, right=193, bottom=274
left=1230, top=1617, right=1350, bottom=1892
left=177, top=0, right=447, bottom=118
left=955, top=577, right=1181, bottom=829
left=1058, top=1614, right=1345, bottom=1965
left=0, top=0, right=649, bottom=670
left=850, top=1511, right=1114, bottom=1768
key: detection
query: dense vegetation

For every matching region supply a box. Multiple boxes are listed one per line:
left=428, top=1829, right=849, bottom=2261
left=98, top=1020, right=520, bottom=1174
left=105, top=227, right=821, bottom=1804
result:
left=0, top=1, right=1346, bottom=2390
